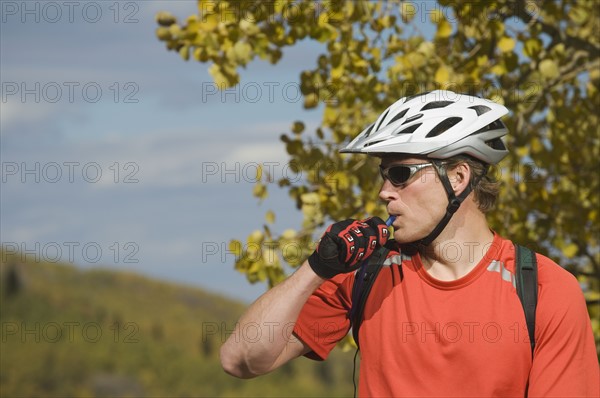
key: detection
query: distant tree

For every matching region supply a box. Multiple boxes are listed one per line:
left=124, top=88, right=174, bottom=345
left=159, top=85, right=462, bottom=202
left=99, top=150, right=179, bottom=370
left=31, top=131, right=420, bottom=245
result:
left=156, top=0, right=599, bottom=348
left=315, top=360, right=334, bottom=385
left=4, top=261, right=23, bottom=297
left=152, top=322, right=164, bottom=341
left=200, top=335, right=214, bottom=357
left=280, top=360, right=296, bottom=377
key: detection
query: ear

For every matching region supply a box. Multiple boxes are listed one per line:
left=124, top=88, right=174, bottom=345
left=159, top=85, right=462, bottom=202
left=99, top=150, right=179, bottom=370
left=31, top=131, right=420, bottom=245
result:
left=449, top=162, right=471, bottom=196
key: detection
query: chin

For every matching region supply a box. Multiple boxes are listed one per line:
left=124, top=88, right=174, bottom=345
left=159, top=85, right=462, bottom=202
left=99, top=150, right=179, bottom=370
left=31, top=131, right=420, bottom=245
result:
left=393, top=228, right=426, bottom=245
left=393, top=230, right=412, bottom=244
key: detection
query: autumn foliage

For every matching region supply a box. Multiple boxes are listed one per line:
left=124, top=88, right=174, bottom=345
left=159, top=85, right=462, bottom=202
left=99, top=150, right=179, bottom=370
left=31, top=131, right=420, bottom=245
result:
left=156, top=0, right=599, bottom=350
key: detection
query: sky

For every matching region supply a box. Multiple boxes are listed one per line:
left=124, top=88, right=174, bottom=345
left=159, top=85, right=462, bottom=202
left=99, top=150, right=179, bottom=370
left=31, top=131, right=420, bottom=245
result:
left=1, top=1, right=328, bottom=303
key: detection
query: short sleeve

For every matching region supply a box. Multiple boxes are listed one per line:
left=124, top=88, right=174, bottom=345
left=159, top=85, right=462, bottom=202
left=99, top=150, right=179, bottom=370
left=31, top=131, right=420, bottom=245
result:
left=527, top=254, right=600, bottom=397
left=293, top=272, right=355, bottom=360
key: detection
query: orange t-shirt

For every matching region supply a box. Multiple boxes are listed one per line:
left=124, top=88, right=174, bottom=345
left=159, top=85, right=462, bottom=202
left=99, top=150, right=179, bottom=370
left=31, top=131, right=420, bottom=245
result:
left=293, top=234, right=600, bottom=397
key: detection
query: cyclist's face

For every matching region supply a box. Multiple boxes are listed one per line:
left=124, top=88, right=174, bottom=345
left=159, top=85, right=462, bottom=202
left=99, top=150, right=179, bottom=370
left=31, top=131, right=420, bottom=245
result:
left=378, top=156, right=448, bottom=244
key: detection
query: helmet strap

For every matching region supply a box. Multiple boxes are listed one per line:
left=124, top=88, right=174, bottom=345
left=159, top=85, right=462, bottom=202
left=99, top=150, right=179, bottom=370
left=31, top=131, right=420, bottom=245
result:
left=411, top=160, right=486, bottom=248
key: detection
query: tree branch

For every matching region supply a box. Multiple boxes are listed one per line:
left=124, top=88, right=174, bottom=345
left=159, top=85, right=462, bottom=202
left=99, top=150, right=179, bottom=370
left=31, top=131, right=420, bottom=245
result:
left=513, top=0, right=600, bottom=56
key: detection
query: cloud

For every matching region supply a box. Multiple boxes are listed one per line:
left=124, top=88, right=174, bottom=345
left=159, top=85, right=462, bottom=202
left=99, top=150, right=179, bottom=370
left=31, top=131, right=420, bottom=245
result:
left=0, top=0, right=326, bottom=303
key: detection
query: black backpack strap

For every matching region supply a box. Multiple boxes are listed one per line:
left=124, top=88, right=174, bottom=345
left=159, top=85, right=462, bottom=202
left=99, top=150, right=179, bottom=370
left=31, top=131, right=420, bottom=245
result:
left=514, top=244, right=538, bottom=356
left=350, top=246, right=390, bottom=349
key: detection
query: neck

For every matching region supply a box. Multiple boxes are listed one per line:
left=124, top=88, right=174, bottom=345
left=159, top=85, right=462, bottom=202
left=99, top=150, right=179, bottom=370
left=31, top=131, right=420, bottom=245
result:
left=419, top=203, right=494, bottom=281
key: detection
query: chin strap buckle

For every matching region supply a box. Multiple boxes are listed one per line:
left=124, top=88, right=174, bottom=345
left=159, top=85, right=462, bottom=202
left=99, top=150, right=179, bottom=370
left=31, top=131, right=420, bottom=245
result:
left=447, top=197, right=461, bottom=214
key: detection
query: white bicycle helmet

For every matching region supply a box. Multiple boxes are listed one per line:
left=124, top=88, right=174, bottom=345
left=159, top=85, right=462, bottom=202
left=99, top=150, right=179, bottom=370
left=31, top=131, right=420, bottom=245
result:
left=341, top=90, right=509, bottom=165
left=343, top=90, right=510, bottom=247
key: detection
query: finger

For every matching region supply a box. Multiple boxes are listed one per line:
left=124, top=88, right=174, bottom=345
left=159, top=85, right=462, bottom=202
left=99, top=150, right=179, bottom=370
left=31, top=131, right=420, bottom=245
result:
left=364, top=216, right=390, bottom=246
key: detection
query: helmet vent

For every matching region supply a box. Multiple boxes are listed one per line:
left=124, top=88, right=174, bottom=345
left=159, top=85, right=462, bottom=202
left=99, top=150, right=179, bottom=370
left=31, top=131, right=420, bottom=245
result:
left=385, top=109, right=409, bottom=126
left=374, top=109, right=390, bottom=131
left=363, top=123, right=375, bottom=138
left=469, top=105, right=492, bottom=116
left=473, top=119, right=505, bottom=134
left=426, top=117, right=462, bottom=138
left=421, top=101, right=453, bottom=111
left=363, top=139, right=385, bottom=148
left=486, top=138, right=507, bottom=150
left=395, top=123, right=422, bottom=135
left=401, top=113, right=423, bottom=125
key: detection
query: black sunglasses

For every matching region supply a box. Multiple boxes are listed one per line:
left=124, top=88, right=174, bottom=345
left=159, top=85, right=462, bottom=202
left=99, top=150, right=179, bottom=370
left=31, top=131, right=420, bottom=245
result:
left=379, top=162, right=437, bottom=187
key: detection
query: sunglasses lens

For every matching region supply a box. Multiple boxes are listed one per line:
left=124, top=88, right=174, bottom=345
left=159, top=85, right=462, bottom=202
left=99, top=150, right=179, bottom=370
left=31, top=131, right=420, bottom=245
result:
left=388, top=166, right=411, bottom=185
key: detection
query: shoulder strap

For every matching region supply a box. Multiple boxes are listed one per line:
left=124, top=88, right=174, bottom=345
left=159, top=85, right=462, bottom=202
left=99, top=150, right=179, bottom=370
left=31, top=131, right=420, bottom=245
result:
left=514, top=244, right=538, bottom=356
left=350, top=246, right=390, bottom=349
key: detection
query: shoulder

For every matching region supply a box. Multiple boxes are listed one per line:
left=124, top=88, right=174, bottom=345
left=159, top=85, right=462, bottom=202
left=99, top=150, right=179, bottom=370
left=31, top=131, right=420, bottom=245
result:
left=534, top=252, right=586, bottom=319
left=494, top=236, right=584, bottom=311
left=496, top=236, right=579, bottom=290
left=535, top=252, right=580, bottom=291
left=498, top=237, right=587, bottom=320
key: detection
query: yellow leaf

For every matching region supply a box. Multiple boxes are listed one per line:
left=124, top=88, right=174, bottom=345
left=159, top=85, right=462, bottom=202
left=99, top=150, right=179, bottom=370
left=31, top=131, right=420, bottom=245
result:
left=490, top=63, right=506, bottom=75
left=252, top=183, right=268, bottom=200
left=255, top=164, right=263, bottom=180
left=179, top=45, right=190, bottom=61
left=365, top=200, right=377, bottom=214
left=331, top=64, right=345, bottom=79
left=330, top=172, right=349, bottom=189
left=516, top=146, right=529, bottom=158
left=304, top=93, right=318, bottom=108
left=228, top=240, right=243, bottom=256
left=344, top=1, right=355, bottom=18
left=539, top=59, right=559, bottom=79
left=498, top=37, right=515, bottom=53
left=208, top=64, right=229, bottom=88
left=263, top=246, right=277, bottom=266
left=265, top=210, right=276, bottom=224
left=407, top=52, right=426, bottom=68
left=301, top=192, right=319, bottom=205
left=436, top=20, right=453, bottom=39
left=193, top=48, right=208, bottom=62
left=239, top=19, right=259, bottom=35
left=488, top=93, right=504, bottom=105
left=401, top=2, right=417, bottom=22
left=248, top=261, right=262, bottom=274
left=317, top=11, right=329, bottom=27
left=199, top=14, right=218, bottom=31
left=155, top=27, right=171, bottom=41
left=324, top=106, right=338, bottom=124
left=569, top=6, right=589, bottom=25
left=434, top=65, right=450, bottom=84
left=563, top=243, right=578, bottom=258
left=233, top=41, right=252, bottom=63
left=248, top=230, right=264, bottom=244
left=155, top=11, right=176, bottom=26
left=281, top=229, right=297, bottom=240
left=524, top=38, right=542, bottom=58
left=168, top=24, right=182, bottom=39
left=531, top=137, right=543, bottom=154
left=417, top=41, right=434, bottom=57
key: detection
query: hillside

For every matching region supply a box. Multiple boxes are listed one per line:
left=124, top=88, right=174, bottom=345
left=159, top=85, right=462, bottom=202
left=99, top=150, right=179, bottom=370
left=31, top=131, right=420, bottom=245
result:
left=0, top=250, right=355, bottom=397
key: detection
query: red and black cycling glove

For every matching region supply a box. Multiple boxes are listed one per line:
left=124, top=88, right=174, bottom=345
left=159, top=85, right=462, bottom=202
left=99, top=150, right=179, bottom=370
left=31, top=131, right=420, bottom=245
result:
left=308, top=217, right=389, bottom=279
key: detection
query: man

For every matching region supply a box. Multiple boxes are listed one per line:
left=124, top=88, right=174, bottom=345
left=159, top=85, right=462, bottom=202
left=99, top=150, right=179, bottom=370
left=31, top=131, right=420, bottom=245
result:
left=220, top=91, right=599, bottom=396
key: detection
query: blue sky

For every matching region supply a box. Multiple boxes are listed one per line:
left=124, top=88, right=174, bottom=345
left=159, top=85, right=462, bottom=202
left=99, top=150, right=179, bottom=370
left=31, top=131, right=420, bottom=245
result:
left=1, top=1, right=327, bottom=302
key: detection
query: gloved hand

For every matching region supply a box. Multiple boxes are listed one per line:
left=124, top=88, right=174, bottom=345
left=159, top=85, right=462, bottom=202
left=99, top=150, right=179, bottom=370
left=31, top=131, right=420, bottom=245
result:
left=308, top=217, right=389, bottom=279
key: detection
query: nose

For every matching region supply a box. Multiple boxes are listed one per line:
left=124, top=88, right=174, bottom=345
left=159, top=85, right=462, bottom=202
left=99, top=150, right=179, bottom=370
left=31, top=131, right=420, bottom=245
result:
left=379, top=178, right=398, bottom=203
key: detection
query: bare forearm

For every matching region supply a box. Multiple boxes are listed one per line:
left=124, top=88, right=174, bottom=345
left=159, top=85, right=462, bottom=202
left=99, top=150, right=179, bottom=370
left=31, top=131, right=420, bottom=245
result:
left=220, top=261, right=324, bottom=378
